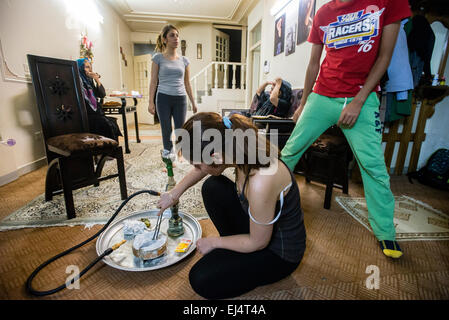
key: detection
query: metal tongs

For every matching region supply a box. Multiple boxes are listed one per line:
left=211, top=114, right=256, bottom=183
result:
left=152, top=211, right=163, bottom=240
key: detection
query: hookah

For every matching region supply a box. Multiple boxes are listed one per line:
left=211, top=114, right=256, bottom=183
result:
left=25, top=189, right=161, bottom=296
left=161, top=150, right=184, bottom=237
left=25, top=150, right=188, bottom=296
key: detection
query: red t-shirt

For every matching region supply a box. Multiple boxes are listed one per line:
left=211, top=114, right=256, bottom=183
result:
left=308, top=0, right=411, bottom=97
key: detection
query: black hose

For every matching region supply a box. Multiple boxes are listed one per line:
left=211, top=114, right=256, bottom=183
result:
left=26, top=189, right=160, bottom=296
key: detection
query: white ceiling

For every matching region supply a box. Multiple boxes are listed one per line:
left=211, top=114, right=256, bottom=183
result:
left=105, top=0, right=257, bottom=33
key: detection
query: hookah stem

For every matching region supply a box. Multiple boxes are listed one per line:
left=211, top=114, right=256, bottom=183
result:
left=162, top=151, right=183, bottom=237
left=26, top=189, right=160, bottom=297
left=163, top=154, right=178, bottom=215
left=153, top=211, right=164, bottom=240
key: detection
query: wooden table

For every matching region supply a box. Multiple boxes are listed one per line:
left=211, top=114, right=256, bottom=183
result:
left=102, top=95, right=142, bottom=154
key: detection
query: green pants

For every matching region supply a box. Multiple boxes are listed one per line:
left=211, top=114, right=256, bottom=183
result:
left=281, top=92, right=395, bottom=241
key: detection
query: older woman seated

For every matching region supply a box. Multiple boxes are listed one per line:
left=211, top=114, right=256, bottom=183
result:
left=77, top=58, right=122, bottom=141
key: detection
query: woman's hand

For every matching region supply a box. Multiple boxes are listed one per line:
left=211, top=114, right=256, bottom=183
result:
left=87, top=71, right=99, bottom=80
left=196, top=237, right=217, bottom=255
left=92, top=73, right=101, bottom=82
left=157, top=192, right=178, bottom=215
left=148, top=102, right=156, bottom=115
left=192, top=102, right=198, bottom=114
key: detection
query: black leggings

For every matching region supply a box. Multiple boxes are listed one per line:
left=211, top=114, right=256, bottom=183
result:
left=156, top=92, right=187, bottom=152
left=189, top=175, right=300, bottom=299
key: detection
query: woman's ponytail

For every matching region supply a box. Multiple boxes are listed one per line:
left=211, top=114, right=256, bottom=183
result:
left=227, top=113, right=254, bottom=131
left=155, top=34, right=164, bottom=52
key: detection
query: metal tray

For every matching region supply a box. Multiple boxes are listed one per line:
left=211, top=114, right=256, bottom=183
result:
left=96, top=210, right=202, bottom=271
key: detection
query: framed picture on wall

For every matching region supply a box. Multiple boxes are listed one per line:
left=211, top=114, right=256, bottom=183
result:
left=297, top=0, right=316, bottom=45
left=197, top=43, right=202, bottom=60
left=285, top=2, right=297, bottom=56
left=285, top=23, right=297, bottom=56
left=274, top=14, right=286, bottom=56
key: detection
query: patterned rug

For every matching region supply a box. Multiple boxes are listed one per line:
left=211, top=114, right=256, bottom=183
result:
left=0, top=141, right=234, bottom=231
left=336, top=195, right=449, bottom=241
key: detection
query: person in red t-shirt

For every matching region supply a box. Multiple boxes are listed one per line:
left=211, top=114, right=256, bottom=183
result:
left=281, top=0, right=411, bottom=258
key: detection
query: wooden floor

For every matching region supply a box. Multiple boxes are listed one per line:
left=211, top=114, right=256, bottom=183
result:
left=0, top=144, right=448, bottom=300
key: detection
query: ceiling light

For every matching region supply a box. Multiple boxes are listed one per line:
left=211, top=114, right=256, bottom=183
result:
left=64, top=0, right=104, bottom=28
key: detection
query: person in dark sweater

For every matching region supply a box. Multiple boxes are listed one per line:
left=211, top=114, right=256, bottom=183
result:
left=157, top=112, right=306, bottom=299
left=77, top=58, right=122, bottom=141
left=253, top=77, right=292, bottom=118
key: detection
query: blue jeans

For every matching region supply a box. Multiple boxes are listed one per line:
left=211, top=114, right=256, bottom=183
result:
left=156, top=92, right=187, bottom=152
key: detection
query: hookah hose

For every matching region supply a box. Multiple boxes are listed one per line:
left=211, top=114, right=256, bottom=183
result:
left=26, top=189, right=160, bottom=297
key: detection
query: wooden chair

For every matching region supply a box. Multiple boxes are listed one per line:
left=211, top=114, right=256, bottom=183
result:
left=27, top=55, right=128, bottom=219
left=300, top=125, right=352, bottom=209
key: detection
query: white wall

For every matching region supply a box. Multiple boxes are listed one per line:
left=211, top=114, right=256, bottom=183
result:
left=0, top=0, right=134, bottom=185
left=418, top=21, right=449, bottom=169
left=419, top=54, right=449, bottom=169
left=248, top=0, right=449, bottom=172
left=178, top=23, right=214, bottom=79
left=131, top=32, right=159, bottom=45
left=256, top=0, right=328, bottom=89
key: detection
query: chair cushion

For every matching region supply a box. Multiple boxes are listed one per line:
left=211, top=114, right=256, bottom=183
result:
left=309, top=134, right=348, bottom=154
left=103, top=101, right=122, bottom=107
left=47, top=133, right=118, bottom=156
left=249, top=94, right=259, bottom=113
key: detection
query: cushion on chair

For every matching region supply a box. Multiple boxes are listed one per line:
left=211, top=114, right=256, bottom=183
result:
left=47, top=133, right=119, bottom=156
left=102, top=101, right=122, bottom=107
left=249, top=94, right=259, bottom=113
left=309, top=134, right=348, bottom=154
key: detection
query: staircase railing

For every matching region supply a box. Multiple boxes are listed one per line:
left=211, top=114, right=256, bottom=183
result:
left=191, top=61, right=246, bottom=103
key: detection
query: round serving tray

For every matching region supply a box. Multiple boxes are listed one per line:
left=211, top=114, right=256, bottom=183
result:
left=96, top=210, right=202, bottom=272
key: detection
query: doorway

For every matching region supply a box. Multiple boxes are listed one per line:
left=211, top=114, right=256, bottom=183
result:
left=248, top=21, right=262, bottom=99
left=216, top=27, right=243, bottom=88
left=133, top=54, right=156, bottom=124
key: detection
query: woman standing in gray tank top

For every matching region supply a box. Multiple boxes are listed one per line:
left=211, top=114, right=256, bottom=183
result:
left=148, top=24, right=198, bottom=157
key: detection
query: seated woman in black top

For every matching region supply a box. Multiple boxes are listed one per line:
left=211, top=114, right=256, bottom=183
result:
left=253, top=77, right=292, bottom=117
left=76, top=58, right=122, bottom=141
left=157, top=112, right=306, bottom=299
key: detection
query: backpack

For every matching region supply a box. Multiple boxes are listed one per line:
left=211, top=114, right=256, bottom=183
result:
left=407, top=148, right=449, bottom=191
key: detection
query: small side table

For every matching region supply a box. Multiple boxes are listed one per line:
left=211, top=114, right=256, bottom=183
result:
left=103, top=95, right=142, bottom=153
